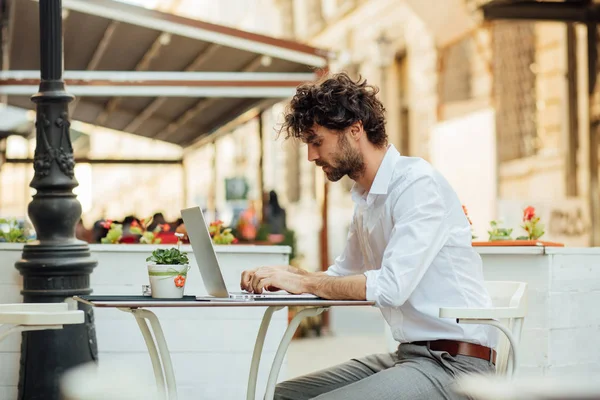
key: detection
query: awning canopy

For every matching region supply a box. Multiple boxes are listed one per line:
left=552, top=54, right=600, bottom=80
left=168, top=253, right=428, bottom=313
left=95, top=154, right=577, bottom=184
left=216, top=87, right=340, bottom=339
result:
left=1, top=0, right=331, bottom=146
left=0, top=105, right=32, bottom=139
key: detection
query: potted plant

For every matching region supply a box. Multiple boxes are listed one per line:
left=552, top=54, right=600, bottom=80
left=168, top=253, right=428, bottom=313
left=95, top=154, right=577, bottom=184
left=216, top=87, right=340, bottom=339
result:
left=145, top=237, right=190, bottom=299
left=208, top=220, right=237, bottom=244
left=487, top=220, right=513, bottom=241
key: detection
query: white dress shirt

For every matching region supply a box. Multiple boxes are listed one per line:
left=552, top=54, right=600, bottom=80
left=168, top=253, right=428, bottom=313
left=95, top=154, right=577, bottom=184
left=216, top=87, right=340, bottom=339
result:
left=326, top=144, right=496, bottom=348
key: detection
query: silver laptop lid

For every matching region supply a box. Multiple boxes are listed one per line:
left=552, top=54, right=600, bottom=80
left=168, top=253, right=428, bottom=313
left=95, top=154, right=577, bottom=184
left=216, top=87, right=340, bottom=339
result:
left=181, top=206, right=229, bottom=298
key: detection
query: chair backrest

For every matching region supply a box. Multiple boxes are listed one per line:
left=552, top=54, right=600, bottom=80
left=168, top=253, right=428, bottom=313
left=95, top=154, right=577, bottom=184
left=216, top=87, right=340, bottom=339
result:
left=484, top=281, right=528, bottom=315
left=484, top=281, right=528, bottom=375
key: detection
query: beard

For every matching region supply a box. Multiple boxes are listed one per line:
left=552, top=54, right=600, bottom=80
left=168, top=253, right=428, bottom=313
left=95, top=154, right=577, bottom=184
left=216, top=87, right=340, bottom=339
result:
left=316, top=134, right=366, bottom=182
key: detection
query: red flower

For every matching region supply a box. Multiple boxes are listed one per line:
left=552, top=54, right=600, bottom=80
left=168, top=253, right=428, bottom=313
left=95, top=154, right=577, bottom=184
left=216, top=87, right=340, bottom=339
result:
left=523, top=206, right=536, bottom=221
left=232, top=238, right=239, bottom=244
left=131, top=220, right=139, bottom=228
left=156, top=232, right=178, bottom=244
left=174, top=275, right=186, bottom=288
left=101, top=219, right=112, bottom=229
left=162, top=224, right=170, bottom=232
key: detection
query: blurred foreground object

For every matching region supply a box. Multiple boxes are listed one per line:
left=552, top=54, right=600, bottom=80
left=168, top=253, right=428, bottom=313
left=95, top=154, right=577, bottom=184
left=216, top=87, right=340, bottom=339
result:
left=61, top=360, right=160, bottom=400
left=456, top=374, right=600, bottom=400
left=0, top=302, right=84, bottom=342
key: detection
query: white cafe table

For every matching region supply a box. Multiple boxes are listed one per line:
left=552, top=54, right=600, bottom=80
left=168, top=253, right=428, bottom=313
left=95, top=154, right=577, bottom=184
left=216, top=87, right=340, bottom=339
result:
left=74, top=295, right=375, bottom=400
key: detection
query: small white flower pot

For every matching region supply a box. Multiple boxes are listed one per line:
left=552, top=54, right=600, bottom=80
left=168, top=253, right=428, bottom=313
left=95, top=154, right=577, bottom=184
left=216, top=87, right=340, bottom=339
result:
left=147, top=264, right=190, bottom=299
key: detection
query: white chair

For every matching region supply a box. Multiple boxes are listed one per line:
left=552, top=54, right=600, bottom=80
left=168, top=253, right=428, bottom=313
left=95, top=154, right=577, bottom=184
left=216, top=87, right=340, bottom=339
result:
left=0, top=302, right=85, bottom=343
left=439, top=281, right=528, bottom=376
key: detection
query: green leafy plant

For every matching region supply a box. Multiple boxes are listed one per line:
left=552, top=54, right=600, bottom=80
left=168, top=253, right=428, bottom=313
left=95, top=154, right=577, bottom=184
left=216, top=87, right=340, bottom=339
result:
left=100, top=217, right=169, bottom=244
left=488, top=220, right=513, bottom=241
left=146, top=247, right=189, bottom=265
left=129, top=216, right=166, bottom=244
left=255, top=223, right=271, bottom=242
left=101, top=222, right=123, bottom=244
left=281, top=228, right=298, bottom=261
left=209, top=220, right=237, bottom=245
left=0, top=218, right=28, bottom=243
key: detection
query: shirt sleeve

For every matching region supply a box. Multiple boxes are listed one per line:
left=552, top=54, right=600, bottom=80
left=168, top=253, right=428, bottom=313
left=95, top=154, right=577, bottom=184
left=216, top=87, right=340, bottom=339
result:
left=363, top=175, right=450, bottom=308
left=326, top=211, right=365, bottom=277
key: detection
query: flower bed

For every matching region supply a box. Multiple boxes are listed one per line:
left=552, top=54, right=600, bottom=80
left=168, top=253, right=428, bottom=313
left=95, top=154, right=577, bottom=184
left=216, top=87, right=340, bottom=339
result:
left=463, top=205, right=565, bottom=247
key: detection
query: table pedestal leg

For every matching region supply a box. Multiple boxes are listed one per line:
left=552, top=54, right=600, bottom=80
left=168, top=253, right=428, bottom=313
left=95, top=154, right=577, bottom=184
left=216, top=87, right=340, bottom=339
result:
left=119, top=308, right=178, bottom=400
left=263, top=307, right=328, bottom=400
left=247, top=306, right=284, bottom=400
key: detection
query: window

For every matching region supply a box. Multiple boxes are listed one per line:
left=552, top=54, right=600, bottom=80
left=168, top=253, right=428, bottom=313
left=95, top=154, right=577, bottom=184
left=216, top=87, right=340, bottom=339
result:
left=492, top=21, right=538, bottom=162
left=439, top=36, right=474, bottom=104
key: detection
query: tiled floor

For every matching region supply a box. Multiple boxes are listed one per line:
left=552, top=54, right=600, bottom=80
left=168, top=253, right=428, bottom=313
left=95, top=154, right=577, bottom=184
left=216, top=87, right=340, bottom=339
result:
left=285, top=306, right=391, bottom=379
left=286, top=334, right=389, bottom=379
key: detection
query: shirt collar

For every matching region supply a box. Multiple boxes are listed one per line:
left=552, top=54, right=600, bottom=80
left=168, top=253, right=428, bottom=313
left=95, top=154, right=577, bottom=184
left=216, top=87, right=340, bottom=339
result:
left=351, top=144, right=400, bottom=203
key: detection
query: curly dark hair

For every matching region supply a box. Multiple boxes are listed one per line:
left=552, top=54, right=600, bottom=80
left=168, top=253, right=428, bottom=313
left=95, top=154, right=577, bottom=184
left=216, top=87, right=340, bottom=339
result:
left=279, top=72, right=387, bottom=148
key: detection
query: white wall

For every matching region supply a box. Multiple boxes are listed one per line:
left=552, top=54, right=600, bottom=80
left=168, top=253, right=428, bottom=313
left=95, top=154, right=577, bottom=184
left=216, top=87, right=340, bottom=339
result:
left=480, top=248, right=600, bottom=378
left=0, top=244, right=290, bottom=400
left=430, top=108, right=497, bottom=240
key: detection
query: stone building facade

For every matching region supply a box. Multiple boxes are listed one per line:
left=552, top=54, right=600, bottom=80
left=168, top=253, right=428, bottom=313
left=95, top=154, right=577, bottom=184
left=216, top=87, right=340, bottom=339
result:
left=3, top=1, right=592, bottom=262
left=180, top=0, right=596, bottom=274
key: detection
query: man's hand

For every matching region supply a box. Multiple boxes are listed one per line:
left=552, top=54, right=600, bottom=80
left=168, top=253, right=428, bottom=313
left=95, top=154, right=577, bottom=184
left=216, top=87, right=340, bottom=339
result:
left=240, top=265, right=307, bottom=293
left=240, top=266, right=368, bottom=300
left=248, top=268, right=308, bottom=294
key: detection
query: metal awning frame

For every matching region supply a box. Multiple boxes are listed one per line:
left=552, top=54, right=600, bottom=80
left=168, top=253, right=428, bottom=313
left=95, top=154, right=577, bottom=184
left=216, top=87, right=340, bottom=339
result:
left=1, top=0, right=331, bottom=146
left=0, top=70, right=316, bottom=97
left=478, top=0, right=600, bottom=23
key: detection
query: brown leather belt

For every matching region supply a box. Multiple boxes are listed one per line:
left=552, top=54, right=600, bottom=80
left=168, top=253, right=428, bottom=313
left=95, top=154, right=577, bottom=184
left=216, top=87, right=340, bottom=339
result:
left=412, top=340, right=497, bottom=365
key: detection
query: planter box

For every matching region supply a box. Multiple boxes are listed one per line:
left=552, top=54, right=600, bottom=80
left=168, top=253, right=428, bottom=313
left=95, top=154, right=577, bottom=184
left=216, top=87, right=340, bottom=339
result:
left=0, top=243, right=291, bottom=400
left=472, top=240, right=565, bottom=247
left=383, top=245, right=600, bottom=379
left=478, top=246, right=600, bottom=378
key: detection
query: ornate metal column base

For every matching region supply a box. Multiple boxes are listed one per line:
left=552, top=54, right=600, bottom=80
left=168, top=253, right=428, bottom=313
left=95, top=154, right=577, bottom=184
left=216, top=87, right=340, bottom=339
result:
left=14, top=1, right=98, bottom=399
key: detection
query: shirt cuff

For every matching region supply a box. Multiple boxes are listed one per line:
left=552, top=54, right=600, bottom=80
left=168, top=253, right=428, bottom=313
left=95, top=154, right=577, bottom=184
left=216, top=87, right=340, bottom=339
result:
left=325, top=267, right=342, bottom=277
left=363, top=269, right=380, bottom=303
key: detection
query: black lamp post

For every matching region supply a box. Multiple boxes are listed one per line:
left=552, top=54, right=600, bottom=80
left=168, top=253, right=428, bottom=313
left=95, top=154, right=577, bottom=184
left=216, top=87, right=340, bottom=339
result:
left=14, top=0, right=98, bottom=398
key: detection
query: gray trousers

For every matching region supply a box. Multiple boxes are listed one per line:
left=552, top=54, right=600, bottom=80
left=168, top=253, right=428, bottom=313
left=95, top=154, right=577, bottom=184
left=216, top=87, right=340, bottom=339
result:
left=274, top=343, right=495, bottom=400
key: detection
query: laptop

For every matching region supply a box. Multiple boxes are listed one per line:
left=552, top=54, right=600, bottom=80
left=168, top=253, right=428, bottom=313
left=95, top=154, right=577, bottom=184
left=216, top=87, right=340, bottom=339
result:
left=181, top=206, right=318, bottom=300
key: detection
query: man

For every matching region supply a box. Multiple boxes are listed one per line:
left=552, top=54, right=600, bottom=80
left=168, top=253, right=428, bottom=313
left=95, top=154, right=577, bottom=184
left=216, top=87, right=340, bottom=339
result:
left=240, top=73, right=496, bottom=400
